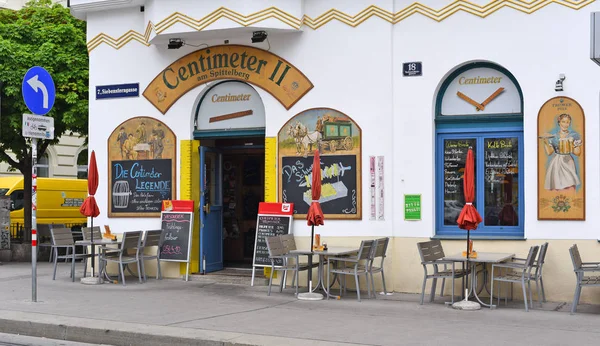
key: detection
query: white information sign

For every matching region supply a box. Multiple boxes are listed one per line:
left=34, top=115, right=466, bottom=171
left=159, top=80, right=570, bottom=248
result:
left=369, top=156, right=376, bottom=220
left=377, top=156, right=384, bottom=221
left=22, top=113, right=54, bottom=139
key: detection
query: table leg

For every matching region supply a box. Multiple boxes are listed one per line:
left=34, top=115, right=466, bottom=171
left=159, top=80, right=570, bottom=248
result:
left=471, top=262, right=495, bottom=308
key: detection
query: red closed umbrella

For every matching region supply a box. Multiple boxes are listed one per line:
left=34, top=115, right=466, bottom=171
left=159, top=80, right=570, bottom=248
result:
left=79, top=150, right=100, bottom=276
left=456, top=148, right=482, bottom=258
left=305, top=150, right=324, bottom=292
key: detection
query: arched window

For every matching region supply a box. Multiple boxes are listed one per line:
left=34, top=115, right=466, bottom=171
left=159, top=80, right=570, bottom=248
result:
left=37, top=154, right=50, bottom=177
left=77, top=149, right=88, bottom=179
left=435, top=62, right=524, bottom=238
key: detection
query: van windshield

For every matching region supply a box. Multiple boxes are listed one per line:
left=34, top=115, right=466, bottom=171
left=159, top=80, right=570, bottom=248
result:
left=0, top=188, right=7, bottom=196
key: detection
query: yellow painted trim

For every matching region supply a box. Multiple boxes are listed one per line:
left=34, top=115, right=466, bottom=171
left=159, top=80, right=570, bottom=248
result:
left=87, top=1, right=595, bottom=51
left=264, top=137, right=277, bottom=203
left=179, top=140, right=201, bottom=275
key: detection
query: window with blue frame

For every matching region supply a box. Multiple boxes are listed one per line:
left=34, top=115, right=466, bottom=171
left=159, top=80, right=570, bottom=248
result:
left=435, top=62, right=524, bottom=239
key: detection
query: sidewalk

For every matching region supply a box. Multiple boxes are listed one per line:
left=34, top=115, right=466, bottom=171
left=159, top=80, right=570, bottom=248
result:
left=1, top=262, right=599, bottom=346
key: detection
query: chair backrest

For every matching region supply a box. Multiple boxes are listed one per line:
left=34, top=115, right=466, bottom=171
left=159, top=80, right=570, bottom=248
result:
left=417, top=240, right=445, bottom=263
left=121, top=231, right=143, bottom=250
left=82, top=226, right=102, bottom=241
left=524, top=245, right=540, bottom=270
left=142, top=229, right=163, bottom=247
left=50, top=228, right=74, bottom=246
left=280, top=234, right=297, bottom=253
left=537, top=242, right=549, bottom=266
left=37, top=224, right=52, bottom=243
left=373, top=237, right=389, bottom=258
left=266, top=236, right=286, bottom=257
left=569, top=244, right=582, bottom=271
left=357, top=239, right=375, bottom=261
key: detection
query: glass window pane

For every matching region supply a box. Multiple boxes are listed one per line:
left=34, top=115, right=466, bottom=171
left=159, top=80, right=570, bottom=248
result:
left=204, top=152, right=221, bottom=206
left=443, top=138, right=476, bottom=225
left=483, top=137, right=519, bottom=226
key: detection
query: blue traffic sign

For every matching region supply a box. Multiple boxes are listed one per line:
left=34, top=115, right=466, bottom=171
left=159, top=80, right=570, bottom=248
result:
left=22, top=66, right=56, bottom=116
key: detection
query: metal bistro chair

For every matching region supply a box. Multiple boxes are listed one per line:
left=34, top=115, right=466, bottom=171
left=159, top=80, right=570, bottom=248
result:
left=100, top=231, right=143, bottom=286
left=367, top=237, right=390, bottom=297
left=50, top=227, right=90, bottom=282
left=511, top=242, right=549, bottom=305
left=490, top=245, right=539, bottom=312
left=139, top=229, right=164, bottom=282
left=279, top=234, right=318, bottom=288
left=569, top=244, right=600, bottom=314
left=265, top=236, right=299, bottom=296
left=327, top=239, right=374, bottom=302
left=417, top=240, right=468, bottom=305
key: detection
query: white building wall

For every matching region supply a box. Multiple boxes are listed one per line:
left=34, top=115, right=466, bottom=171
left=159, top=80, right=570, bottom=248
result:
left=80, top=0, right=600, bottom=301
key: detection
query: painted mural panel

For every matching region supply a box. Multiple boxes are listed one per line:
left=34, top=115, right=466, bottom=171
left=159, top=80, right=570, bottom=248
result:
left=278, top=108, right=362, bottom=219
left=537, top=97, right=585, bottom=220
left=107, top=117, right=177, bottom=217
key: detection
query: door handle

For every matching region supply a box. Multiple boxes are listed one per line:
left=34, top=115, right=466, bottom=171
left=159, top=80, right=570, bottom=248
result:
left=203, top=202, right=211, bottom=214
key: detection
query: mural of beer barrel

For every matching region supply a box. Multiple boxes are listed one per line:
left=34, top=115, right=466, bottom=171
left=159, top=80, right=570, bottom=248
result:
left=113, top=180, right=130, bottom=209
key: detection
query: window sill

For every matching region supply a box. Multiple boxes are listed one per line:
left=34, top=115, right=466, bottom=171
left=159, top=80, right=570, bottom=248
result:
left=432, top=235, right=526, bottom=241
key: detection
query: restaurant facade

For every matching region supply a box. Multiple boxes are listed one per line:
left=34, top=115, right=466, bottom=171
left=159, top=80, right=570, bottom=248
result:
left=72, top=0, right=600, bottom=303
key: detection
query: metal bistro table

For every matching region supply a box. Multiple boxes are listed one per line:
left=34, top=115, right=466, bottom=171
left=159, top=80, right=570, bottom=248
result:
left=443, top=252, right=515, bottom=308
left=291, top=247, right=358, bottom=299
left=76, top=239, right=121, bottom=282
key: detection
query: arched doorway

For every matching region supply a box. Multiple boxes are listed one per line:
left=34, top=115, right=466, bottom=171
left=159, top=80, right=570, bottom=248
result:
left=193, top=80, right=266, bottom=272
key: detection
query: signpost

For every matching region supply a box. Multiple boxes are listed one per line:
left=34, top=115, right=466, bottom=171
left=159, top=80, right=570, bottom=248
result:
left=22, top=66, right=56, bottom=303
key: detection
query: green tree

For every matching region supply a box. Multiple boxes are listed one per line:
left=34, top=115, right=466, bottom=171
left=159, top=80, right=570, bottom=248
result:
left=0, top=0, right=88, bottom=240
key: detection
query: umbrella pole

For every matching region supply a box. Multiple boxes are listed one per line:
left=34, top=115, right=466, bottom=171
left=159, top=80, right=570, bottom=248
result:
left=465, top=229, right=470, bottom=299
left=309, top=224, right=314, bottom=291
left=90, top=218, right=95, bottom=277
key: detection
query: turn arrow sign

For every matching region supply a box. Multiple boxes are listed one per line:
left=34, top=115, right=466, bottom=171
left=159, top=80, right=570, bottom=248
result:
left=22, top=66, right=55, bottom=116
left=27, top=75, right=49, bottom=109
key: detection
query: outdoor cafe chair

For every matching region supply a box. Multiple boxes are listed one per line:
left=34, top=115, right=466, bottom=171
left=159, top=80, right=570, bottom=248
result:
left=265, top=236, right=299, bottom=296
left=367, top=237, right=390, bottom=297
left=511, top=242, right=549, bottom=305
left=568, top=244, right=600, bottom=314
left=50, top=227, right=91, bottom=282
left=490, top=245, right=539, bottom=312
left=279, top=234, right=318, bottom=288
left=100, top=231, right=143, bottom=286
left=327, top=239, right=374, bottom=302
left=139, top=229, right=164, bottom=282
left=416, top=240, right=467, bottom=305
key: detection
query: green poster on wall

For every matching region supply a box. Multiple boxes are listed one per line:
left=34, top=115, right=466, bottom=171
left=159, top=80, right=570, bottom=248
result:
left=404, top=194, right=421, bottom=221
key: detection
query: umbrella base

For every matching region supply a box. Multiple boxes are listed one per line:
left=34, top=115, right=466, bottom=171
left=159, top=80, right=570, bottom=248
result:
left=80, top=277, right=103, bottom=285
left=452, top=299, right=481, bottom=311
left=297, top=292, right=324, bottom=301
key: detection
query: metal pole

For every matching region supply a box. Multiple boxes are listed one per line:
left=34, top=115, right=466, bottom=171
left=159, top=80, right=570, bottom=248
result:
left=31, top=138, right=38, bottom=302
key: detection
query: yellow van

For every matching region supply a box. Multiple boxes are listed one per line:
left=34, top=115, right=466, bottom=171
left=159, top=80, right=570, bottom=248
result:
left=0, top=177, right=88, bottom=227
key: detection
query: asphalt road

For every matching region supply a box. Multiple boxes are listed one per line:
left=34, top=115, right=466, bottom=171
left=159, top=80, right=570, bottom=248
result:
left=0, top=333, right=110, bottom=346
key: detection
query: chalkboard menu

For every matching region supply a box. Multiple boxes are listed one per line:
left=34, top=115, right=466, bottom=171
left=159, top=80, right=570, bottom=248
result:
left=443, top=139, right=475, bottom=225
left=281, top=155, right=358, bottom=217
left=160, top=212, right=193, bottom=262
left=253, top=215, right=291, bottom=267
left=110, top=159, right=173, bottom=216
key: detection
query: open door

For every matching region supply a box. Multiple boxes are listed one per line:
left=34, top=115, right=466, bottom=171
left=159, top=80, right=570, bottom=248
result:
left=199, top=146, right=223, bottom=273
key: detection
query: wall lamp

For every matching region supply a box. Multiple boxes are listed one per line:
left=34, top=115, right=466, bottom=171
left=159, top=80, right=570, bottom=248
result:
left=555, top=74, right=566, bottom=92
left=168, top=38, right=208, bottom=50
left=168, top=38, right=184, bottom=49
left=251, top=31, right=268, bottom=43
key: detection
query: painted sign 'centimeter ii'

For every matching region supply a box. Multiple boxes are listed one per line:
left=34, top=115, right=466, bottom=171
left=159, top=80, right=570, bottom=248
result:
left=143, top=45, right=314, bottom=113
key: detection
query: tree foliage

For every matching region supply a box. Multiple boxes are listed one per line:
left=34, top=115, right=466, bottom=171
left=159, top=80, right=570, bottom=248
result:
left=0, top=0, right=88, bottom=235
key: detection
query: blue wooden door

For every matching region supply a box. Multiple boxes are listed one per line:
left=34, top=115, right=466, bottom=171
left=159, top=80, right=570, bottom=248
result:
left=199, top=146, right=223, bottom=273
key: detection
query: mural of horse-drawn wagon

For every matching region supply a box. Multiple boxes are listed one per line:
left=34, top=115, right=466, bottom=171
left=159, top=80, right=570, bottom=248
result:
left=278, top=107, right=362, bottom=219
left=321, top=119, right=353, bottom=153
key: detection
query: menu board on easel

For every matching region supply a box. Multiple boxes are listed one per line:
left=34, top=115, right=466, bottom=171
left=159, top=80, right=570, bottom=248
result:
left=251, top=202, right=293, bottom=286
